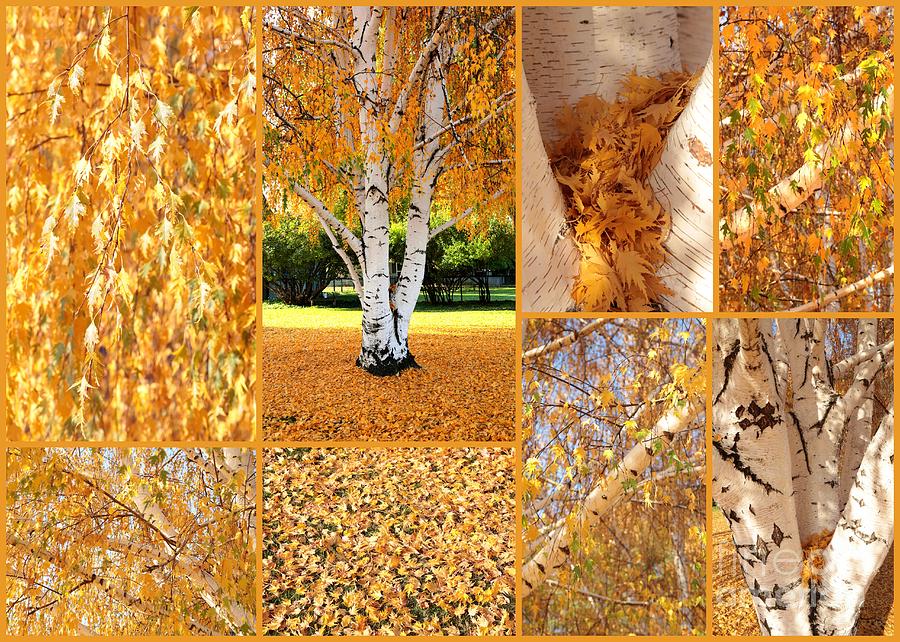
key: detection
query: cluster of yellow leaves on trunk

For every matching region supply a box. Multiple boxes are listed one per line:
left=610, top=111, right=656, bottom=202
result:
left=719, top=6, right=894, bottom=310
left=6, top=7, right=257, bottom=440
left=552, top=72, right=697, bottom=311
left=522, top=319, right=706, bottom=635
left=263, top=448, right=515, bottom=636
left=6, top=448, right=257, bottom=635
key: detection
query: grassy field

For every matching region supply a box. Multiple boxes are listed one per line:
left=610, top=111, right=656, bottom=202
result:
left=263, top=301, right=515, bottom=332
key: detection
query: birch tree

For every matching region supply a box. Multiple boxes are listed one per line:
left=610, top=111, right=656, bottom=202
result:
left=6, top=448, right=257, bottom=635
left=712, top=318, right=894, bottom=635
left=522, top=319, right=706, bottom=635
left=263, top=6, right=515, bottom=375
left=719, top=7, right=894, bottom=311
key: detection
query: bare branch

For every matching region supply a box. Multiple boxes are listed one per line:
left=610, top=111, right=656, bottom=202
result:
left=428, top=189, right=507, bottom=239
left=833, top=339, right=895, bottom=379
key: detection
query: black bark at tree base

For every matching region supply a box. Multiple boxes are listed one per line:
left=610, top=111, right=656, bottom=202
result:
left=356, top=351, right=422, bottom=377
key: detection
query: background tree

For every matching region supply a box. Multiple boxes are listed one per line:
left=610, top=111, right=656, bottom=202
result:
left=522, top=319, right=706, bottom=635
left=263, top=6, right=515, bottom=375
left=6, top=7, right=257, bottom=440
left=719, top=6, right=894, bottom=311
left=390, top=211, right=515, bottom=304
left=263, top=208, right=345, bottom=306
left=7, top=448, right=256, bottom=635
left=712, top=318, right=893, bottom=635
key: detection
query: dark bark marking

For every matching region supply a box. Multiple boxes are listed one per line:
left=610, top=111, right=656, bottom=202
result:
left=714, top=441, right=782, bottom=495
left=788, top=411, right=811, bottom=474
left=771, top=523, right=786, bottom=547
left=715, top=340, right=741, bottom=405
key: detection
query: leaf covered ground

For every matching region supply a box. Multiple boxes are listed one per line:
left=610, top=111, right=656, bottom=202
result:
left=263, top=448, right=516, bottom=635
left=263, top=308, right=514, bottom=440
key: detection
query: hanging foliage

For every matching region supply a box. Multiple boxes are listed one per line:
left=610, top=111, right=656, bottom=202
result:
left=719, top=6, right=894, bottom=311
left=6, top=7, right=257, bottom=440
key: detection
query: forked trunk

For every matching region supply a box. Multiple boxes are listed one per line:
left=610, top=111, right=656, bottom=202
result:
left=713, top=318, right=894, bottom=635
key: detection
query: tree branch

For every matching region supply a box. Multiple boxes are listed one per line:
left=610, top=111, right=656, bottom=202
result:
left=289, top=180, right=364, bottom=260
left=263, top=17, right=353, bottom=52
left=523, top=320, right=606, bottom=364
left=388, top=8, right=451, bottom=133
left=833, top=339, right=895, bottom=379
left=429, top=189, right=507, bottom=239
left=545, top=579, right=651, bottom=606
left=788, top=265, right=893, bottom=312
left=521, top=402, right=701, bottom=597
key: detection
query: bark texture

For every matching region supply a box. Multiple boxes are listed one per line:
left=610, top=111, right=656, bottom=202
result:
left=712, top=318, right=894, bottom=635
left=649, top=53, right=714, bottom=311
left=521, top=73, right=580, bottom=313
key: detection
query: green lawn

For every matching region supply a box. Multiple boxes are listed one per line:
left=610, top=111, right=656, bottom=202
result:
left=263, top=301, right=515, bottom=331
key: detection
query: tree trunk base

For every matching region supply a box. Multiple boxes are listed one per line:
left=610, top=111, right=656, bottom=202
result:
left=356, top=350, right=421, bottom=377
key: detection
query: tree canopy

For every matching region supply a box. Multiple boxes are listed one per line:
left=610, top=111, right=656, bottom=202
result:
left=7, top=448, right=257, bottom=635
left=523, top=319, right=706, bottom=635
left=719, top=6, right=894, bottom=310
left=6, top=7, right=257, bottom=440
left=262, top=5, right=515, bottom=274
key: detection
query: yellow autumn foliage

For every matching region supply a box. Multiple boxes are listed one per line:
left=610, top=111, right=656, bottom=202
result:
left=6, top=7, right=257, bottom=440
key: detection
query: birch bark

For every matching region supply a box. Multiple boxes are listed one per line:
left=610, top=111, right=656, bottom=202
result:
left=713, top=318, right=894, bottom=635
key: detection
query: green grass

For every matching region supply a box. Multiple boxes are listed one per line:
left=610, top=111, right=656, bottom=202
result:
left=263, top=301, right=515, bottom=331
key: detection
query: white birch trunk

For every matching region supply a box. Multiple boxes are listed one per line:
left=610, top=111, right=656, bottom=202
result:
left=350, top=8, right=414, bottom=376
left=712, top=319, right=810, bottom=635
left=649, top=53, right=714, bottom=311
left=713, top=318, right=894, bottom=635
left=815, top=412, right=893, bottom=635
left=521, top=72, right=579, bottom=313
left=776, top=318, right=844, bottom=544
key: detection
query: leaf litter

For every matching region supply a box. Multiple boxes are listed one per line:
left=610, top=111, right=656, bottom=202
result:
left=263, top=327, right=514, bottom=441
left=551, top=71, right=697, bottom=311
left=263, top=448, right=515, bottom=635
